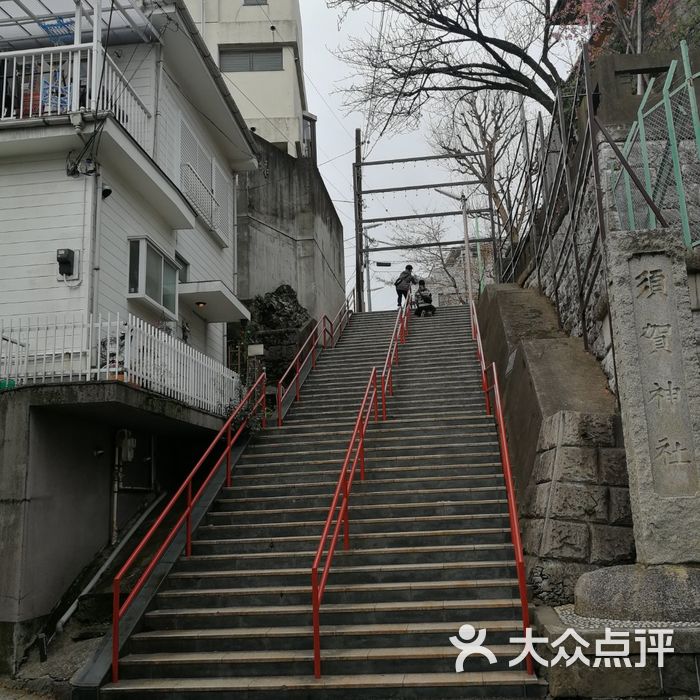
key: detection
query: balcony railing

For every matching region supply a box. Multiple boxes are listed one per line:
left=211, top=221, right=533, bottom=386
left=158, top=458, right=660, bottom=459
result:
left=0, top=44, right=151, bottom=149
left=0, top=312, right=241, bottom=417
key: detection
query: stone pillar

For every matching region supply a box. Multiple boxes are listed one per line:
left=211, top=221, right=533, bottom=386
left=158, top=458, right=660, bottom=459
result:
left=575, top=228, right=700, bottom=621
left=604, top=229, right=700, bottom=564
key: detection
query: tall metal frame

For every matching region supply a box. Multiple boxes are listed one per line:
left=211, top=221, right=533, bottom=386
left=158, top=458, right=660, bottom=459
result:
left=352, top=128, right=497, bottom=312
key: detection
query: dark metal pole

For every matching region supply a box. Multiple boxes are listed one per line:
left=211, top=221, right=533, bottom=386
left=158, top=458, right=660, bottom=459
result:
left=353, top=128, right=364, bottom=312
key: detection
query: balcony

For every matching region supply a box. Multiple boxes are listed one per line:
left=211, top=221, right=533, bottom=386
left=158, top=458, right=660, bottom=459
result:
left=0, top=44, right=151, bottom=150
left=0, top=312, right=241, bottom=417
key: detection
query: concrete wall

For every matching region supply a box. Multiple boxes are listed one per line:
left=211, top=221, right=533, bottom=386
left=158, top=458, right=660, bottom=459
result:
left=0, top=382, right=223, bottom=674
left=477, top=285, right=632, bottom=605
left=0, top=398, right=110, bottom=673
left=237, top=135, right=345, bottom=321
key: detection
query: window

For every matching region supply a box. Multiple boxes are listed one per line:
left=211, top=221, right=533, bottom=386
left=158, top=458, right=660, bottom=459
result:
left=128, top=239, right=178, bottom=316
left=243, top=0, right=268, bottom=5
left=220, top=48, right=283, bottom=72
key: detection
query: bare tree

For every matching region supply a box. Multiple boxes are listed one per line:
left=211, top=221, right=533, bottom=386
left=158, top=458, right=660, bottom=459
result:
left=328, top=0, right=565, bottom=132
left=429, top=90, right=525, bottom=233
left=380, top=218, right=491, bottom=304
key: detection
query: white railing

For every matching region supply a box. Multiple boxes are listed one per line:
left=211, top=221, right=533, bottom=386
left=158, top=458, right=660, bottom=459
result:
left=181, top=162, right=220, bottom=231
left=0, top=313, right=241, bottom=417
left=0, top=44, right=151, bottom=150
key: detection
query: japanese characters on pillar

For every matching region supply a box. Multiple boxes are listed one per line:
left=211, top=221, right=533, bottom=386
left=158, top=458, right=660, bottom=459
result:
left=604, top=229, right=700, bottom=565
left=631, top=257, right=698, bottom=496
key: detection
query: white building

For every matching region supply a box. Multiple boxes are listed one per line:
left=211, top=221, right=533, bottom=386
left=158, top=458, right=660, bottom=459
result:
left=0, top=0, right=259, bottom=413
left=186, top=0, right=315, bottom=158
left=0, top=1, right=267, bottom=675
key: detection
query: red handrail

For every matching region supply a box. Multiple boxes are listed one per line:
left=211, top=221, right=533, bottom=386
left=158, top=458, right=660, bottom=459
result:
left=277, top=289, right=355, bottom=427
left=311, top=368, right=379, bottom=678
left=470, top=300, right=491, bottom=415
left=111, top=372, right=267, bottom=683
left=469, top=301, right=533, bottom=676
left=380, top=293, right=411, bottom=420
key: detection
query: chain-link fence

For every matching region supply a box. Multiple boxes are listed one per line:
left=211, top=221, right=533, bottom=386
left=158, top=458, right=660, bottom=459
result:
left=612, top=40, right=700, bottom=247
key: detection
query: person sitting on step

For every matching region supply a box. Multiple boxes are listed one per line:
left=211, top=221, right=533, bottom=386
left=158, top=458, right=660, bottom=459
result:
left=414, top=280, right=436, bottom=317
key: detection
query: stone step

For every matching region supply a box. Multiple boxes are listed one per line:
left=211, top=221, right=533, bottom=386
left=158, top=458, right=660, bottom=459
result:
left=143, top=597, right=521, bottom=629
left=198, top=511, right=511, bottom=539
left=206, top=498, right=510, bottom=525
left=237, top=440, right=500, bottom=465
left=156, top=576, right=519, bottom=608
left=218, top=474, right=504, bottom=503
left=285, top=400, right=488, bottom=422
left=214, top=484, right=506, bottom=513
left=299, top=376, right=484, bottom=397
left=231, top=462, right=502, bottom=485
left=126, top=619, right=522, bottom=655
left=190, top=526, right=511, bottom=557
left=248, top=426, right=497, bottom=453
left=183, top=542, right=514, bottom=570
left=118, top=643, right=524, bottom=679
left=228, top=454, right=503, bottom=480
left=102, top=670, right=545, bottom=699
left=169, top=559, right=517, bottom=587
left=261, top=415, right=493, bottom=439
left=294, top=380, right=484, bottom=410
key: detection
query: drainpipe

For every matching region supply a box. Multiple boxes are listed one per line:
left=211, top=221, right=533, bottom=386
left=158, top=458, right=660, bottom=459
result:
left=88, top=168, right=102, bottom=316
left=152, top=44, right=164, bottom=158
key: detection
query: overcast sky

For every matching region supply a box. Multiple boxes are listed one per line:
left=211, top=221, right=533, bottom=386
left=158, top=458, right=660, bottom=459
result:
left=300, top=2, right=480, bottom=311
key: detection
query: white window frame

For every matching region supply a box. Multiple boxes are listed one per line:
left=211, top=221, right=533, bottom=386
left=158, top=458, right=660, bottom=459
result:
left=127, top=238, right=179, bottom=320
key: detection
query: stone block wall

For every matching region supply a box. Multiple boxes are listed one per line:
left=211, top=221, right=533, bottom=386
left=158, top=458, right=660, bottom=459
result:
left=522, top=411, right=635, bottom=605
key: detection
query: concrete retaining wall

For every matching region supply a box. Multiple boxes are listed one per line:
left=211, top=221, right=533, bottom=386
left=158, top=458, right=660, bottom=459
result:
left=477, top=285, right=632, bottom=604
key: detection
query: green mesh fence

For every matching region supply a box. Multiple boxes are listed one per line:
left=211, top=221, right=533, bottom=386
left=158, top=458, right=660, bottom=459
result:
left=611, top=40, right=700, bottom=247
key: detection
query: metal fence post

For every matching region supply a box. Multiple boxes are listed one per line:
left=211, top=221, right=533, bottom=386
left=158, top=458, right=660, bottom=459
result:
left=637, top=79, right=656, bottom=229
left=662, top=60, right=693, bottom=247
left=681, top=40, right=700, bottom=161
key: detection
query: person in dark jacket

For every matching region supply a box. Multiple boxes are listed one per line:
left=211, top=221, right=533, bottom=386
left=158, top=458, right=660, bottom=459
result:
left=394, top=265, right=418, bottom=307
left=414, top=280, right=436, bottom=317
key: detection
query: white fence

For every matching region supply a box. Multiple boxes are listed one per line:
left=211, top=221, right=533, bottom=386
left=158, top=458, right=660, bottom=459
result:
left=0, top=313, right=241, bottom=417
left=0, top=44, right=151, bottom=149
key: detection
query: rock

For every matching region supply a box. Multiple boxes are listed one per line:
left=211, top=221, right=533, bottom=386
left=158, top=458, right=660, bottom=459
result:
left=575, top=564, right=700, bottom=621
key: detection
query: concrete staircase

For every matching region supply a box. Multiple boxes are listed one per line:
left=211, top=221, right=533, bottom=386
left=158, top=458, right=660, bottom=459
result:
left=102, top=306, right=545, bottom=698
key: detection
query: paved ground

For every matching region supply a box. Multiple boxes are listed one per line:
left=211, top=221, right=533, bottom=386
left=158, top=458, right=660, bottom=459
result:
left=0, top=681, right=51, bottom=699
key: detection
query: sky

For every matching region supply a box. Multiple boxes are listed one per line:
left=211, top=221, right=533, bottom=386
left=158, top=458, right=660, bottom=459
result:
left=299, top=1, right=486, bottom=311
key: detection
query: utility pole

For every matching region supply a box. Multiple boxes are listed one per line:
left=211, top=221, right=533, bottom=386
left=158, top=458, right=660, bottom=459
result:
left=435, top=188, right=474, bottom=309
left=363, top=223, right=381, bottom=312
left=364, top=235, right=372, bottom=312
left=353, top=128, right=364, bottom=312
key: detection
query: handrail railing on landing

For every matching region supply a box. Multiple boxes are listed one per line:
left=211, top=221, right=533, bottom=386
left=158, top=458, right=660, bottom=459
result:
left=111, top=372, right=268, bottom=683
left=469, top=301, right=533, bottom=676
left=311, top=368, right=379, bottom=678
left=276, top=289, right=355, bottom=427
